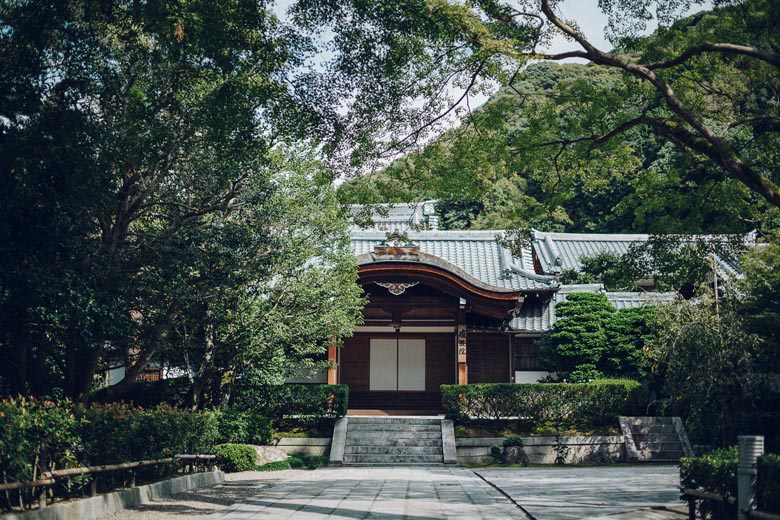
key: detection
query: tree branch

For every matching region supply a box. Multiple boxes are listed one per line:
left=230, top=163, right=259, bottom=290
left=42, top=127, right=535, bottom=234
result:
left=538, top=0, right=780, bottom=208
left=644, top=42, right=780, bottom=70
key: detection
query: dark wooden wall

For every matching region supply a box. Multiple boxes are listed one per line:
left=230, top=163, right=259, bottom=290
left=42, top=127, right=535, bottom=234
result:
left=467, top=332, right=512, bottom=383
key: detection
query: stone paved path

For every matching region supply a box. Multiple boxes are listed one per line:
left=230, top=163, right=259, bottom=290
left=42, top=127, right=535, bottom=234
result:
left=476, top=465, right=684, bottom=520
left=207, top=466, right=528, bottom=519
left=101, top=465, right=686, bottom=520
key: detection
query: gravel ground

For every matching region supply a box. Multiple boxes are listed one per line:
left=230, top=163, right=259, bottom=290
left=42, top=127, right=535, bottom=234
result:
left=99, top=470, right=304, bottom=520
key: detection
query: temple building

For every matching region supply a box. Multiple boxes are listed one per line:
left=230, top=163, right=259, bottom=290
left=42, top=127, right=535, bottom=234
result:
left=328, top=203, right=693, bottom=411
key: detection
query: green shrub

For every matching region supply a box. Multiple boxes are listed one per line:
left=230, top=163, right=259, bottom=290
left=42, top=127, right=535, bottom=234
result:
left=214, top=407, right=274, bottom=445
left=214, top=444, right=256, bottom=473
left=757, top=453, right=780, bottom=513
left=489, top=445, right=502, bottom=463
left=76, top=403, right=218, bottom=464
left=680, top=446, right=738, bottom=520
left=287, top=455, right=304, bottom=468
left=257, top=460, right=291, bottom=471
left=441, top=380, right=646, bottom=430
left=301, top=454, right=327, bottom=469
left=0, top=397, right=80, bottom=487
left=233, top=384, right=348, bottom=432
left=0, top=398, right=220, bottom=511
left=503, top=435, right=524, bottom=447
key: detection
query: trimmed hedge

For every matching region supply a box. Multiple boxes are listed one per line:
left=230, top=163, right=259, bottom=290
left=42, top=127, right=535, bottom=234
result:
left=214, top=407, right=274, bottom=445
left=0, top=397, right=220, bottom=511
left=440, top=380, right=646, bottom=430
left=214, top=444, right=256, bottom=473
left=680, top=446, right=738, bottom=520
left=679, top=448, right=780, bottom=517
left=235, top=384, right=349, bottom=431
left=757, top=453, right=780, bottom=513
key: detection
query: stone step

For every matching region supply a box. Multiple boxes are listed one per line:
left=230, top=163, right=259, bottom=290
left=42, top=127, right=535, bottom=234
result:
left=631, top=424, right=678, bottom=434
left=347, top=431, right=442, bottom=441
left=627, top=416, right=676, bottom=426
left=348, top=423, right=441, bottom=432
left=632, top=432, right=680, bottom=442
left=344, top=437, right=443, bottom=447
left=345, top=446, right=443, bottom=455
left=639, top=450, right=684, bottom=461
left=636, top=444, right=684, bottom=453
left=347, top=417, right=442, bottom=425
left=343, top=454, right=444, bottom=465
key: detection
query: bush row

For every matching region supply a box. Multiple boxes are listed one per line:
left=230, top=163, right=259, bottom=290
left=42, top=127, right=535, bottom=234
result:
left=680, top=447, right=780, bottom=516
left=0, top=398, right=219, bottom=482
left=233, top=384, right=349, bottom=432
left=440, top=380, right=646, bottom=430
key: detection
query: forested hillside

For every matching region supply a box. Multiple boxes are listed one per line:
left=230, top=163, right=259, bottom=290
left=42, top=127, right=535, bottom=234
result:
left=338, top=5, right=779, bottom=236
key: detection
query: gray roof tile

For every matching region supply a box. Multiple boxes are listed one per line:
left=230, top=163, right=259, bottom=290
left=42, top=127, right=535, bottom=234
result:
left=351, top=230, right=559, bottom=292
left=508, top=285, right=677, bottom=333
left=530, top=229, right=753, bottom=280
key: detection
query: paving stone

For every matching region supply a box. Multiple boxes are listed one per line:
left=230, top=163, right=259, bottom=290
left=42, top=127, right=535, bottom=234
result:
left=207, top=467, right=527, bottom=520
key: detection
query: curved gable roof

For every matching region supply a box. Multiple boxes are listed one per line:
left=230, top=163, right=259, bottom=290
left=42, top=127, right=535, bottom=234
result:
left=351, top=230, right=559, bottom=293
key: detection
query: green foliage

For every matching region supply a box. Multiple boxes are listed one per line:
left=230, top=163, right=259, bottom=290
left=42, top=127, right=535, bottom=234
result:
left=561, top=252, right=638, bottom=291
left=646, top=292, right=767, bottom=446
left=285, top=454, right=327, bottom=469
left=0, top=397, right=80, bottom=489
left=539, top=293, right=656, bottom=381
left=739, top=239, right=780, bottom=354
left=757, top=453, right=780, bottom=513
left=213, top=444, right=256, bottom=473
left=257, top=460, right=292, bottom=472
left=0, top=398, right=218, bottom=510
left=623, top=234, right=748, bottom=295
left=502, top=435, right=523, bottom=447
left=213, top=407, right=274, bottom=446
left=440, top=381, right=646, bottom=431
left=75, top=403, right=218, bottom=465
left=489, top=445, right=502, bottom=463
left=325, top=0, right=780, bottom=229
left=680, top=446, right=738, bottom=520
left=0, top=1, right=364, bottom=403
left=232, top=384, right=348, bottom=433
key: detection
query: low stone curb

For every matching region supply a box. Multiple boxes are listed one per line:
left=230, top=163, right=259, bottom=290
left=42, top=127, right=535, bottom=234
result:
left=1, top=471, right=224, bottom=520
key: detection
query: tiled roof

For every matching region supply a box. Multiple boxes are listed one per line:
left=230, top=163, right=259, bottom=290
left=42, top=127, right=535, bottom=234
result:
left=606, top=291, right=678, bottom=309
left=347, top=201, right=439, bottom=232
left=530, top=229, right=754, bottom=280
left=507, top=284, right=677, bottom=333
left=351, top=230, right=559, bottom=292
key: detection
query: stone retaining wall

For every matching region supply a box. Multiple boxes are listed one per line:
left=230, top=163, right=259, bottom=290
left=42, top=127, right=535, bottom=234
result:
left=456, top=436, right=626, bottom=464
left=275, top=437, right=331, bottom=457
left=0, top=471, right=223, bottom=520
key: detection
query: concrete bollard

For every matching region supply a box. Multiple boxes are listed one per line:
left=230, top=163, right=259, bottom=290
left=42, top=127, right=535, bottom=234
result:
left=737, top=435, right=764, bottom=520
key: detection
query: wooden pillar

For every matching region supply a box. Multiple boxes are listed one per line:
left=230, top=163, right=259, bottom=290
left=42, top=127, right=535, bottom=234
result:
left=327, top=343, right=338, bottom=385
left=457, top=322, right=468, bottom=385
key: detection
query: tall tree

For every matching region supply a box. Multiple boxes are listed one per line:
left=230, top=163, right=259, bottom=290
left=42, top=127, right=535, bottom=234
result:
left=0, top=1, right=358, bottom=400
left=304, top=0, right=780, bottom=211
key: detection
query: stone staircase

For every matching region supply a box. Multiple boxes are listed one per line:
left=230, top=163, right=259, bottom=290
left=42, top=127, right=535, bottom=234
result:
left=620, top=416, right=694, bottom=462
left=330, top=417, right=457, bottom=466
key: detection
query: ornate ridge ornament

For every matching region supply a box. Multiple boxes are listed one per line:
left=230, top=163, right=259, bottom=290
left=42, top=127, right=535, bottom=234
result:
left=375, top=281, right=419, bottom=296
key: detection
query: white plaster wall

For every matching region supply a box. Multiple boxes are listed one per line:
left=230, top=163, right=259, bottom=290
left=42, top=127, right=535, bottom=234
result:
left=515, top=371, right=551, bottom=383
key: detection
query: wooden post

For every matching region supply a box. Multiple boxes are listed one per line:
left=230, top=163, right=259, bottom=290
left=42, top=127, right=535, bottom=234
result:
left=90, top=477, right=97, bottom=497
left=327, top=343, right=338, bottom=385
left=457, top=323, right=467, bottom=385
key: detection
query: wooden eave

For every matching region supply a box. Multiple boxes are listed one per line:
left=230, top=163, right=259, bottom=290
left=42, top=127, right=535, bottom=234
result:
left=357, top=259, right=524, bottom=319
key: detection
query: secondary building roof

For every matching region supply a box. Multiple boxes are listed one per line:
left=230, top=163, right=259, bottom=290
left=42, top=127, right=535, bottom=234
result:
left=347, top=201, right=439, bottom=232
left=530, top=229, right=754, bottom=280
left=508, top=284, right=678, bottom=333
